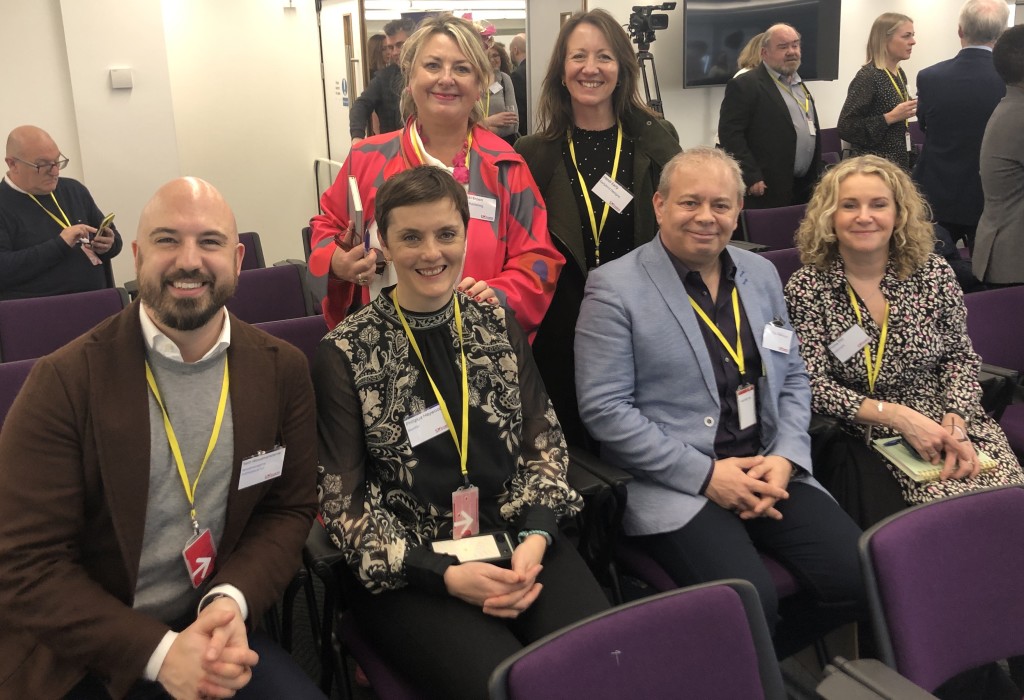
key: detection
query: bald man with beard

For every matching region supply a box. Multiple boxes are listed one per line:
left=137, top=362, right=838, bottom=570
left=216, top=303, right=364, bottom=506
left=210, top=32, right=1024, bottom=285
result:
left=0, top=126, right=122, bottom=299
left=0, top=178, right=323, bottom=699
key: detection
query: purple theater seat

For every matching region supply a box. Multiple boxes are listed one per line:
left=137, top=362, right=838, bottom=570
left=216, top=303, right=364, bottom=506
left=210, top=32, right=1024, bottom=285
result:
left=0, top=288, right=129, bottom=362
left=226, top=264, right=312, bottom=325
left=860, top=485, right=1024, bottom=692
left=489, top=580, right=785, bottom=700
left=253, top=315, right=327, bottom=368
left=741, top=204, right=806, bottom=250
left=759, top=247, right=803, bottom=287
left=0, top=357, right=37, bottom=429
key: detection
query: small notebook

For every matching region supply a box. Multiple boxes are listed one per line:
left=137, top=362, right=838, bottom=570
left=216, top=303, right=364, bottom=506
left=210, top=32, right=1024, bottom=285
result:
left=872, top=436, right=997, bottom=482
left=347, top=176, right=365, bottom=250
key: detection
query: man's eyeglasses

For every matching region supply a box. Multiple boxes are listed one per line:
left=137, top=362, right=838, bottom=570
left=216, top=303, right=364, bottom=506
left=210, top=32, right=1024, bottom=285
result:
left=12, top=156, right=70, bottom=174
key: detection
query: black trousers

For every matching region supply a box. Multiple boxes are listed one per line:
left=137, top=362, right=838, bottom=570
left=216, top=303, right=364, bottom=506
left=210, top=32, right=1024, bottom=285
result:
left=634, top=482, right=865, bottom=653
left=64, top=630, right=325, bottom=699
left=346, top=534, right=610, bottom=700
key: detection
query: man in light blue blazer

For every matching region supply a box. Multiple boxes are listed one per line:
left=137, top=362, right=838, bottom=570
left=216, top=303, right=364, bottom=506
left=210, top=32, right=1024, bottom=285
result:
left=576, top=147, right=864, bottom=640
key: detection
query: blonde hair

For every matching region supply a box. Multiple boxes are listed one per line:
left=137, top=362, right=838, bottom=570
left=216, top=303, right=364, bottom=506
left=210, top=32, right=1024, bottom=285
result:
left=399, top=15, right=492, bottom=126
left=796, top=155, right=934, bottom=278
left=738, top=32, right=764, bottom=71
left=865, top=12, right=913, bottom=69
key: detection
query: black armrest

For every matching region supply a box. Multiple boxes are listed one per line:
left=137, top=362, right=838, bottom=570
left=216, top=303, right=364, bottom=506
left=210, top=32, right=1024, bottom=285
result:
left=817, top=657, right=938, bottom=699
left=979, top=363, right=1021, bottom=420
left=304, top=521, right=346, bottom=574
left=568, top=446, right=632, bottom=491
left=728, top=240, right=770, bottom=253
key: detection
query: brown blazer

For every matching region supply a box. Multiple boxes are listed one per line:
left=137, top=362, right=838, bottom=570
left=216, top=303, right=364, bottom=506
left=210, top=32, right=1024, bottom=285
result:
left=0, top=302, right=318, bottom=698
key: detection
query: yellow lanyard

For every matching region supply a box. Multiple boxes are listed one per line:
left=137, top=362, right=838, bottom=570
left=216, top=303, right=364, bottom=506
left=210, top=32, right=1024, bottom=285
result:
left=846, top=284, right=889, bottom=394
left=392, top=290, right=470, bottom=482
left=884, top=69, right=910, bottom=127
left=28, top=192, right=72, bottom=229
left=568, top=121, right=623, bottom=267
left=689, top=287, right=745, bottom=378
left=145, top=358, right=230, bottom=531
left=410, top=123, right=473, bottom=172
left=773, top=75, right=810, bottom=114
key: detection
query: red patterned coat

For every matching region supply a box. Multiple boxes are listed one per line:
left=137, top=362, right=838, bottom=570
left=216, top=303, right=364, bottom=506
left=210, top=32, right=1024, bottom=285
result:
left=309, top=121, right=562, bottom=335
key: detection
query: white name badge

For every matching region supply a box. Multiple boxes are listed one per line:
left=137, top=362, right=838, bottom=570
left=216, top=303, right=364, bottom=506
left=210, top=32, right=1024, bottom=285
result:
left=468, top=194, right=497, bottom=222
left=905, top=130, right=912, bottom=152
left=238, top=446, right=286, bottom=490
left=591, top=174, right=634, bottom=214
left=405, top=404, right=448, bottom=447
left=806, top=116, right=817, bottom=136
left=737, top=384, right=757, bottom=430
left=762, top=323, right=793, bottom=354
left=488, top=81, right=503, bottom=94
left=829, top=324, right=871, bottom=363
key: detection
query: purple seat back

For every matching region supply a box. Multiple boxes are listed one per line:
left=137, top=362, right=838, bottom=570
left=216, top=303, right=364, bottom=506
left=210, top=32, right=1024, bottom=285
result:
left=819, top=127, right=842, bottom=155
left=254, top=315, right=328, bottom=368
left=0, top=288, right=128, bottom=362
left=226, top=264, right=311, bottom=324
left=861, top=486, right=1024, bottom=691
left=759, top=248, right=803, bottom=286
left=0, top=358, right=37, bottom=430
left=964, top=287, right=1024, bottom=372
left=491, top=580, right=783, bottom=700
left=238, top=231, right=266, bottom=270
left=999, top=405, right=1024, bottom=458
left=742, top=205, right=806, bottom=250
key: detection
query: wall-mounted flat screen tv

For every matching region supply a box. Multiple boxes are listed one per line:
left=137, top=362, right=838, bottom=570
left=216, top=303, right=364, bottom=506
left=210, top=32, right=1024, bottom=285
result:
left=683, top=0, right=841, bottom=88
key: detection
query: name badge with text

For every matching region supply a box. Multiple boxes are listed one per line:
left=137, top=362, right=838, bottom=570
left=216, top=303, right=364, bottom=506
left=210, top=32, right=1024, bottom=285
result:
left=762, top=323, right=793, bottom=354
left=489, top=81, right=503, bottom=94
left=737, top=384, right=757, bottom=430
left=468, top=194, right=497, bottom=222
left=829, top=324, right=871, bottom=363
left=238, top=446, right=286, bottom=490
left=405, top=404, right=448, bottom=447
left=592, top=174, right=634, bottom=213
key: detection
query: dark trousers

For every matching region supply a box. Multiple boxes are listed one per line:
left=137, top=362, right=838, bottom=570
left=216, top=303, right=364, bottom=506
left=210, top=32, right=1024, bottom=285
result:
left=346, top=534, right=610, bottom=700
left=634, top=482, right=865, bottom=652
left=64, top=630, right=325, bottom=699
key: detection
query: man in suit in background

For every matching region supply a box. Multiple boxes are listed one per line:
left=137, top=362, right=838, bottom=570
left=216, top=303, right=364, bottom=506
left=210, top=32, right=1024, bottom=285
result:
left=510, top=33, right=528, bottom=136
left=575, top=147, right=863, bottom=651
left=914, top=0, right=1008, bottom=253
left=718, top=23, right=821, bottom=209
left=0, top=177, right=322, bottom=698
left=0, top=125, right=122, bottom=299
left=350, top=18, right=416, bottom=142
left=974, top=24, right=1024, bottom=286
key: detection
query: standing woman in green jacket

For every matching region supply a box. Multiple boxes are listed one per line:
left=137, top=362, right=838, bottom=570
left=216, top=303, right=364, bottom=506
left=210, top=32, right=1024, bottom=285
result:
left=515, top=8, right=680, bottom=445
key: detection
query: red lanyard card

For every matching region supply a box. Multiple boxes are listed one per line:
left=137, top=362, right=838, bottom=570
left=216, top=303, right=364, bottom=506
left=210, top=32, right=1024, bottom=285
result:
left=182, top=528, right=217, bottom=589
left=452, top=485, right=479, bottom=540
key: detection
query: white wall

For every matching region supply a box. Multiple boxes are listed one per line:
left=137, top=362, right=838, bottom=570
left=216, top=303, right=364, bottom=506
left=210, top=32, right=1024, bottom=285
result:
left=2, top=0, right=328, bottom=286
left=526, top=0, right=979, bottom=147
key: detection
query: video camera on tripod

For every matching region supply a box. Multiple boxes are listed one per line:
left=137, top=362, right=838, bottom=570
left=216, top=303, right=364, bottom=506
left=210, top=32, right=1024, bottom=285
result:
left=628, top=2, right=675, bottom=51
left=627, top=2, right=676, bottom=116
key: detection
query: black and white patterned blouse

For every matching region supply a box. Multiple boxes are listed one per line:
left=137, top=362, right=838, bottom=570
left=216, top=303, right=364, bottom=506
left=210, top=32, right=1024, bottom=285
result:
left=837, top=64, right=912, bottom=170
left=784, top=254, right=1024, bottom=503
left=315, top=289, right=580, bottom=593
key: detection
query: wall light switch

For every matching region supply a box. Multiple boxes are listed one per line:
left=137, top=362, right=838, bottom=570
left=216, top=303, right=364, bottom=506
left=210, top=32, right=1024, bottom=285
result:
left=109, top=68, right=133, bottom=90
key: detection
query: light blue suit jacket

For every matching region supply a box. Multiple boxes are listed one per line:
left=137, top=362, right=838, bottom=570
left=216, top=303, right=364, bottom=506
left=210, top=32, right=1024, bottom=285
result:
left=575, top=237, right=823, bottom=536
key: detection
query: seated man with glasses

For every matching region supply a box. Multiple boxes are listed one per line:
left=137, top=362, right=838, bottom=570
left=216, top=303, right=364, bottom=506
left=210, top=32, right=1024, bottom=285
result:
left=0, top=125, right=122, bottom=300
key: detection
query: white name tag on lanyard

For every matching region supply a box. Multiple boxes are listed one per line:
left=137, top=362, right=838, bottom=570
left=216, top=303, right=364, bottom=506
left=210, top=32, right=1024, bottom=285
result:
left=905, top=130, right=912, bottom=152
left=806, top=115, right=816, bottom=136
left=829, top=324, right=871, bottom=363
left=762, top=323, right=793, bottom=354
left=592, top=174, right=634, bottom=213
left=737, top=384, right=757, bottom=430
left=488, top=81, right=503, bottom=94
left=405, top=404, right=448, bottom=447
left=238, top=446, right=286, bottom=489
left=468, top=194, right=497, bottom=222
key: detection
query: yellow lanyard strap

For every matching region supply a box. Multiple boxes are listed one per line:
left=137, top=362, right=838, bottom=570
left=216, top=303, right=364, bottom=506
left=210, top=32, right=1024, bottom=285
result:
left=689, top=287, right=745, bottom=378
left=773, top=75, right=810, bottom=114
left=884, top=68, right=910, bottom=126
left=392, top=290, right=470, bottom=481
left=568, top=121, right=623, bottom=266
left=28, top=192, right=72, bottom=229
left=846, top=284, right=889, bottom=394
left=145, top=358, right=230, bottom=527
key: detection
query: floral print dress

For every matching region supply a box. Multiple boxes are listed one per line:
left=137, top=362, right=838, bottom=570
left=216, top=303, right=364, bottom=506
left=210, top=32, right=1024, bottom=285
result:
left=785, top=254, right=1024, bottom=505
